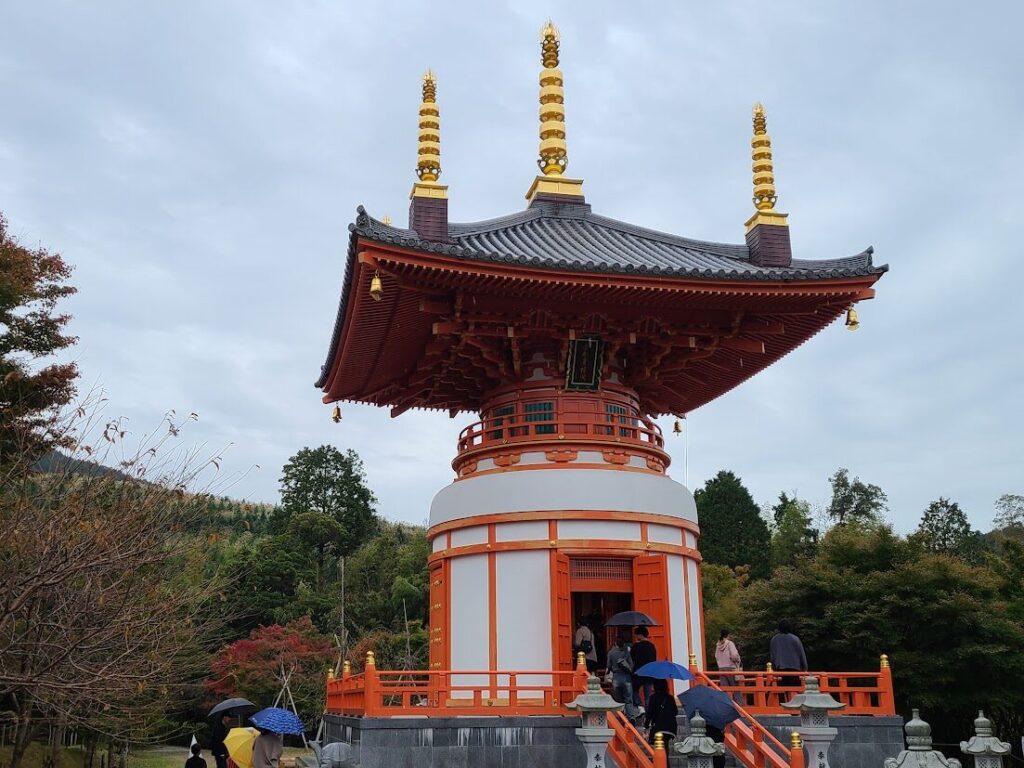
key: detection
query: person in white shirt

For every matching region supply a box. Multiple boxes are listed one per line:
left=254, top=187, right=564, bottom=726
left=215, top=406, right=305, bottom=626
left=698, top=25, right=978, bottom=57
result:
left=574, top=618, right=598, bottom=672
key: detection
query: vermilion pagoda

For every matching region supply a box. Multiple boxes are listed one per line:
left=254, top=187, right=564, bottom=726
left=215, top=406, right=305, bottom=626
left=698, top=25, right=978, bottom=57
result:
left=317, top=21, right=887, bottom=730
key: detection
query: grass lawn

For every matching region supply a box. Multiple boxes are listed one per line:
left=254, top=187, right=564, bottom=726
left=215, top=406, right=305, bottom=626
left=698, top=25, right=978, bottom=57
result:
left=0, top=744, right=85, bottom=768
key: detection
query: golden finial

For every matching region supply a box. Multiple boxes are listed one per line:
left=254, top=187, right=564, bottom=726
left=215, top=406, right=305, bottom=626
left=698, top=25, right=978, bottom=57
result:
left=411, top=70, right=448, bottom=201
left=343, top=659, right=352, bottom=675
left=766, top=662, right=774, bottom=673
left=751, top=103, right=776, bottom=211
left=745, top=102, right=788, bottom=232
left=381, top=215, right=392, bottom=226
left=654, top=731, right=665, bottom=751
left=327, top=666, right=335, bottom=681
left=688, top=652, right=697, bottom=667
left=880, top=654, right=889, bottom=669
left=577, top=651, right=586, bottom=668
left=366, top=650, right=376, bottom=668
left=791, top=732, right=802, bottom=749
left=525, top=21, right=583, bottom=202
left=538, top=22, right=566, bottom=176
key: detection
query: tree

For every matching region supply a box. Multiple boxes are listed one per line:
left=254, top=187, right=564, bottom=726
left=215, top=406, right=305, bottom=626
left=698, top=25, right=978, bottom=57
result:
left=994, top=494, right=1024, bottom=531
left=0, top=214, right=78, bottom=464
left=0, top=410, right=226, bottom=768
left=278, top=446, right=378, bottom=555
left=206, top=618, right=333, bottom=725
left=694, top=471, right=771, bottom=578
left=914, top=498, right=975, bottom=556
left=735, top=523, right=1024, bottom=747
left=771, top=493, right=818, bottom=568
left=826, top=468, right=887, bottom=526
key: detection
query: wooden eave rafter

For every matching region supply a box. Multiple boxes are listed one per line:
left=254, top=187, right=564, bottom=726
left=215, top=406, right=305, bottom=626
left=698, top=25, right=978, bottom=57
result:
left=320, top=239, right=881, bottom=416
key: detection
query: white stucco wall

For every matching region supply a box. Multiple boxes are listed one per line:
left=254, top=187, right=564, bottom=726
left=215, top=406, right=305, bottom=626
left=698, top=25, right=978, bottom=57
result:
left=495, top=520, right=549, bottom=542
left=430, top=468, right=697, bottom=527
left=449, top=554, right=489, bottom=690
left=667, top=553, right=690, bottom=667
left=686, top=557, right=704, bottom=669
left=496, top=550, right=551, bottom=697
left=558, top=519, right=641, bottom=541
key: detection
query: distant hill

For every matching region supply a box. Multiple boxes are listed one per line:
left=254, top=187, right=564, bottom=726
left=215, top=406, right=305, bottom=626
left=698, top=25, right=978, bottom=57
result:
left=33, top=449, right=136, bottom=482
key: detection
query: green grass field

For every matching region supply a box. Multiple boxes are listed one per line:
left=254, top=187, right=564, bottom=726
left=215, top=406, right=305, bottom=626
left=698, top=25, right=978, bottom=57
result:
left=0, top=744, right=85, bottom=768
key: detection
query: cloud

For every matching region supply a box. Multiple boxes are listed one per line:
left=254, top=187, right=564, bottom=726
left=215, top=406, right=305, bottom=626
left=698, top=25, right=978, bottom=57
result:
left=1, top=0, right=1020, bottom=533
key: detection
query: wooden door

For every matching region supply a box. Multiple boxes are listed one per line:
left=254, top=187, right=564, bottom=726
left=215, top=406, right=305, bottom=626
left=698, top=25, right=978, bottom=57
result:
left=551, top=552, right=573, bottom=671
left=428, top=561, right=448, bottom=670
left=632, top=554, right=672, bottom=661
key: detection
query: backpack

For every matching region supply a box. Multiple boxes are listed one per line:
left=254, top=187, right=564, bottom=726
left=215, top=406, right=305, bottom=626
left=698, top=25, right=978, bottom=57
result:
left=579, top=638, right=593, bottom=654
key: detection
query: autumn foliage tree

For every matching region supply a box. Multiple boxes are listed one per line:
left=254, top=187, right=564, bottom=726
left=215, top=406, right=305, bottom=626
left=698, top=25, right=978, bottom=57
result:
left=0, top=213, right=78, bottom=464
left=206, top=618, right=333, bottom=724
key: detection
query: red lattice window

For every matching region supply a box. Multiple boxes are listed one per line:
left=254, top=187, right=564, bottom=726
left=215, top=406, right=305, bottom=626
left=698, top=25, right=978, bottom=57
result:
left=571, top=557, right=632, bottom=584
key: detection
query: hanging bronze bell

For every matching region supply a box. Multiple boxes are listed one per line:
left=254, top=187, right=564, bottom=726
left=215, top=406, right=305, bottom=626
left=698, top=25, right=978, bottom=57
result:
left=845, top=306, right=860, bottom=331
left=331, top=405, right=342, bottom=423
left=673, top=419, right=683, bottom=435
left=369, top=272, right=383, bottom=302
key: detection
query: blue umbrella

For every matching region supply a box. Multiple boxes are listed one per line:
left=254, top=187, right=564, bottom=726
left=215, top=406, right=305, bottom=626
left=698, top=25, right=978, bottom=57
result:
left=678, top=685, right=741, bottom=731
left=249, top=707, right=305, bottom=736
left=635, top=661, right=695, bottom=681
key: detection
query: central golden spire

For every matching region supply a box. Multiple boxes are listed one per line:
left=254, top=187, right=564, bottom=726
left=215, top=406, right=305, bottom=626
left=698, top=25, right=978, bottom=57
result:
left=411, top=69, right=447, bottom=200
left=525, top=21, right=584, bottom=203
left=745, top=102, right=787, bottom=230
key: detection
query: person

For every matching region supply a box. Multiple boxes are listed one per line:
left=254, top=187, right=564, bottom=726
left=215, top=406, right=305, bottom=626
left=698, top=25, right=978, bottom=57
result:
left=209, top=714, right=230, bottom=768
left=715, top=628, right=744, bottom=704
left=644, top=679, right=678, bottom=745
left=186, top=744, right=207, bottom=768
left=574, top=618, right=598, bottom=672
left=252, top=729, right=283, bottom=768
left=630, top=626, right=657, bottom=710
left=606, top=632, right=637, bottom=719
left=769, top=619, right=808, bottom=689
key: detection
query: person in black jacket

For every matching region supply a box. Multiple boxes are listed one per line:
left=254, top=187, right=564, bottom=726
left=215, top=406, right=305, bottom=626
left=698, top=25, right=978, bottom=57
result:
left=209, top=714, right=230, bottom=768
left=644, top=679, right=678, bottom=744
left=630, top=626, right=657, bottom=710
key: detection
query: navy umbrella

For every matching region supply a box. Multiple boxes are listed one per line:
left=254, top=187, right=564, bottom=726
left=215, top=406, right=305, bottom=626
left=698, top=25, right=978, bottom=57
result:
left=249, top=707, right=305, bottom=736
left=605, top=611, right=660, bottom=627
left=678, top=685, right=741, bottom=731
left=209, top=698, right=258, bottom=718
left=635, top=661, right=694, bottom=681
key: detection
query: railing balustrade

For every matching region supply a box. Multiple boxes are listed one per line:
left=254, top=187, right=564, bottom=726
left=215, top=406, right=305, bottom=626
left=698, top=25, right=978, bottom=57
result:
left=457, top=414, right=665, bottom=454
left=699, top=668, right=895, bottom=715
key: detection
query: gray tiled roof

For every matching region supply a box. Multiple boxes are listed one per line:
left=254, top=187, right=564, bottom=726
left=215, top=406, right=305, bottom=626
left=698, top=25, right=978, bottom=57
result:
left=350, top=199, right=887, bottom=281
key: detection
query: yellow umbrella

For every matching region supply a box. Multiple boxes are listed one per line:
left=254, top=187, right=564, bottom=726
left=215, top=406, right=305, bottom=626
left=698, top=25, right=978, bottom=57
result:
left=224, top=727, right=257, bottom=768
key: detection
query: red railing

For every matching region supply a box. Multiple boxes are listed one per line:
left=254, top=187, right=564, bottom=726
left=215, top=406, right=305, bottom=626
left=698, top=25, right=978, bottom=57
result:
left=456, top=415, right=665, bottom=455
left=607, top=710, right=667, bottom=768
left=699, top=659, right=895, bottom=715
left=326, top=656, right=590, bottom=717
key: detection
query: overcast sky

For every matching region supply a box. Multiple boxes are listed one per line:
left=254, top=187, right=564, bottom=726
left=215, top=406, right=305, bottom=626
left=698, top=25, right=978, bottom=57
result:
left=2, top=1, right=1021, bottom=533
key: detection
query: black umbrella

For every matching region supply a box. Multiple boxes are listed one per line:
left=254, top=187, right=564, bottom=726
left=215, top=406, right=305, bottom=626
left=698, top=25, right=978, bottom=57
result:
left=678, top=685, right=741, bottom=731
left=605, top=610, right=659, bottom=627
left=209, top=698, right=258, bottom=718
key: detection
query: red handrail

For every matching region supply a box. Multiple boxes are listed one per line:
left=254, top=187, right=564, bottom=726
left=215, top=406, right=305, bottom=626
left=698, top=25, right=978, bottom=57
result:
left=607, top=710, right=667, bottom=768
left=456, top=415, right=665, bottom=454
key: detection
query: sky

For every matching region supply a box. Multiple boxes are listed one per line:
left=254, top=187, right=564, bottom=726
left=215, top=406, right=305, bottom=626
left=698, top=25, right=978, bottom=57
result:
left=1, top=1, right=1021, bottom=533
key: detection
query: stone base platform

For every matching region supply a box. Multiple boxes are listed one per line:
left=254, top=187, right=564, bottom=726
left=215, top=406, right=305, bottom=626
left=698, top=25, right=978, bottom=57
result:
left=322, top=714, right=586, bottom=768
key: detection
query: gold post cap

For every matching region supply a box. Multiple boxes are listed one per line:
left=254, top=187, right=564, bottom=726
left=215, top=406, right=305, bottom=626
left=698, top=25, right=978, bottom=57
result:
left=366, top=650, right=376, bottom=667
left=766, top=662, right=774, bottom=672
left=525, top=175, right=584, bottom=202
left=791, top=732, right=802, bottom=748
left=410, top=181, right=449, bottom=200
left=744, top=210, right=789, bottom=232
left=654, top=731, right=665, bottom=750
left=880, top=654, right=889, bottom=668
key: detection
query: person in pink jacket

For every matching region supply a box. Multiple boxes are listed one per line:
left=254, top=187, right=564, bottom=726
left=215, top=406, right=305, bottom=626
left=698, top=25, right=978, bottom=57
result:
left=714, top=629, right=744, bottom=704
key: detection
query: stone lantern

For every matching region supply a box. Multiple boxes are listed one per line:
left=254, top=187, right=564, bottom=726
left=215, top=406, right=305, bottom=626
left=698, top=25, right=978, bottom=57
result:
left=675, top=711, right=725, bottom=768
left=567, top=675, right=624, bottom=768
left=960, top=711, right=1010, bottom=768
left=781, top=676, right=845, bottom=768
left=884, top=709, right=962, bottom=768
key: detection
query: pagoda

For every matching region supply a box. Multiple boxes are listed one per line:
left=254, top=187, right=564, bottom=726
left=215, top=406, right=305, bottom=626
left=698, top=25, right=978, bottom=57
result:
left=316, top=22, right=886, bottom=689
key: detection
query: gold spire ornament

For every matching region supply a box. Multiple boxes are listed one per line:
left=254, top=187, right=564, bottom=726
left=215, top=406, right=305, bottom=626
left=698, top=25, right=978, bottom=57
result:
left=525, top=21, right=584, bottom=202
left=745, top=103, right=789, bottom=231
left=845, top=306, right=860, bottom=331
left=411, top=70, right=448, bottom=201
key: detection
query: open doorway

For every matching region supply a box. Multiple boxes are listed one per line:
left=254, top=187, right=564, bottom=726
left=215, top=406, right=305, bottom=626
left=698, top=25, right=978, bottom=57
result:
left=571, top=591, right=632, bottom=670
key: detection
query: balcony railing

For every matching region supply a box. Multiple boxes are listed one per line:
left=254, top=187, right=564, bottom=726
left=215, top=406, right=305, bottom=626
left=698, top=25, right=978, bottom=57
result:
left=456, top=415, right=665, bottom=456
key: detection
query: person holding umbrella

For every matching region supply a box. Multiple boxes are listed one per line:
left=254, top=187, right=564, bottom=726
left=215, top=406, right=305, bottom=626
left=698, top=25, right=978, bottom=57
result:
left=606, top=632, right=637, bottom=720
left=644, top=679, right=678, bottom=745
left=248, top=707, right=305, bottom=768
left=252, top=730, right=283, bottom=768
left=210, top=714, right=231, bottom=768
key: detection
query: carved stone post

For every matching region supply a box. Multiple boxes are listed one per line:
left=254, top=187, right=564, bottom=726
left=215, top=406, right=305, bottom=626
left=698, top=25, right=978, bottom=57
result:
left=884, top=710, right=962, bottom=768
left=960, top=711, right=1010, bottom=768
left=674, top=711, right=725, bottom=768
left=781, top=676, right=845, bottom=768
left=567, top=676, right=624, bottom=768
